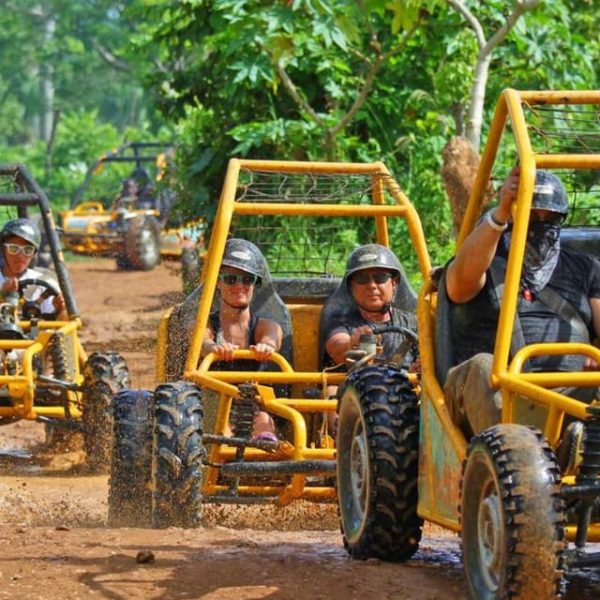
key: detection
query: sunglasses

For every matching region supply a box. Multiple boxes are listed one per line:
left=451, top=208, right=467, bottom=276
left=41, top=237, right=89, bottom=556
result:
left=4, top=243, right=36, bottom=257
left=219, top=273, right=257, bottom=286
left=352, top=271, right=394, bottom=285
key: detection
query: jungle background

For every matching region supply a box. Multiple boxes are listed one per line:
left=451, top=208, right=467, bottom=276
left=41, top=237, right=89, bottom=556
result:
left=1, top=0, right=598, bottom=272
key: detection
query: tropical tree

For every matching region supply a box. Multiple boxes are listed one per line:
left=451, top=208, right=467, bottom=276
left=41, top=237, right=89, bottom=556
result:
left=0, top=0, right=154, bottom=146
left=447, top=0, right=542, bottom=150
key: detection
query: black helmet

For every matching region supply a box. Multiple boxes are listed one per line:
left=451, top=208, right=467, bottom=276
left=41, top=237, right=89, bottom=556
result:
left=220, top=238, right=263, bottom=282
left=131, top=167, right=151, bottom=186
left=0, top=218, right=41, bottom=249
left=345, top=244, right=401, bottom=279
left=531, top=170, right=568, bottom=215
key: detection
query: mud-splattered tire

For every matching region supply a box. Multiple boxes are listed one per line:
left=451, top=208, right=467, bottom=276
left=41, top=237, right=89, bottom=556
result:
left=337, top=365, right=422, bottom=561
left=115, top=253, right=132, bottom=270
left=181, top=246, right=200, bottom=296
left=123, top=215, right=160, bottom=271
left=108, top=389, right=153, bottom=527
left=461, top=425, right=565, bottom=599
left=82, top=351, right=130, bottom=472
left=152, top=382, right=204, bottom=528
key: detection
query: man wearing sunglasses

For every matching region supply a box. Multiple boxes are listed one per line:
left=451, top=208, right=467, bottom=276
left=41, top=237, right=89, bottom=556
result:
left=323, top=243, right=418, bottom=368
left=201, top=238, right=283, bottom=442
left=443, top=168, right=600, bottom=467
left=0, top=218, right=66, bottom=319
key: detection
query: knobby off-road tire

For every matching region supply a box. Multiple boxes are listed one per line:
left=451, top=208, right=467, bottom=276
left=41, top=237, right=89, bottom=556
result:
left=82, top=351, right=130, bottom=472
left=122, top=215, right=161, bottom=271
left=108, top=389, right=153, bottom=527
left=115, top=253, right=132, bottom=271
left=152, top=381, right=204, bottom=528
left=337, top=365, right=422, bottom=561
left=181, top=246, right=200, bottom=296
left=461, top=425, right=565, bottom=600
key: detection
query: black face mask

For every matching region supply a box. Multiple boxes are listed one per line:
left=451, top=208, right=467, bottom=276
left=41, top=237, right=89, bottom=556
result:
left=526, top=222, right=561, bottom=265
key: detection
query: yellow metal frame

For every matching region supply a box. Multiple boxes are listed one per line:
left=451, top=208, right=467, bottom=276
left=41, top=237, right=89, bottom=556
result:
left=0, top=317, right=86, bottom=420
left=418, top=89, right=600, bottom=539
left=157, top=159, right=431, bottom=506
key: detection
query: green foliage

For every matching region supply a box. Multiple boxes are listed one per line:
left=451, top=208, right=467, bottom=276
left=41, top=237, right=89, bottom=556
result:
left=131, top=0, right=459, bottom=268
left=0, top=110, right=164, bottom=211
left=3, top=0, right=599, bottom=271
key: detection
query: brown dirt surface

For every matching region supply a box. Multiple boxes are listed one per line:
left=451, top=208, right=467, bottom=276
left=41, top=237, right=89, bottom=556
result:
left=0, top=257, right=598, bottom=599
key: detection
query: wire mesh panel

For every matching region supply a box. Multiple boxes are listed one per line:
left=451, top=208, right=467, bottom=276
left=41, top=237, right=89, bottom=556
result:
left=230, top=168, right=415, bottom=279
left=523, top=101, right=600, bottom=224
left=525, top=102, right=600, bottom=155
left=488, top=99, right=600, bottom=227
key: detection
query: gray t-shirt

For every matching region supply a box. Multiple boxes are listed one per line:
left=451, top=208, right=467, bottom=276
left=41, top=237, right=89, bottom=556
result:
left=324, top=306, right=418, bottom=369
left=450, top=249, right=600, bottom=371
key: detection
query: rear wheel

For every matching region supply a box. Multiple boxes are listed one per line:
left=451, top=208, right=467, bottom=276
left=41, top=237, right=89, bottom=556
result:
left=461, top=425, right=565, bottom=599
left=108, top=389, right=153, bottom=527
left=152, top=381, right=204, bottom=528
left=337, top=365, right=422, bottom=561
left=122, top=215, right=160, bottom=271
left=82, top=351, right=130, bottom=472
left=115, top=253, right=132, bottom=270
left=181, top=246, right=200, bottom=295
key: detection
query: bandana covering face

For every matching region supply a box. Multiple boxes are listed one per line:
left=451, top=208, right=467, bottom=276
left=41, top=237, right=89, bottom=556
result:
left=502, top=222, right=561, bottom=292
left=523, top=222, right=561, bottom=291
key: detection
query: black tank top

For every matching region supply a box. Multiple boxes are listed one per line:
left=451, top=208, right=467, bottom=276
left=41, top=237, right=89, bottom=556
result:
left=208, top=311, right=262, bottom=371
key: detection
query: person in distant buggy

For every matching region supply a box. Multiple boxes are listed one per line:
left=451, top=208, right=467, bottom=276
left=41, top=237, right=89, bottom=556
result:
left=200, top=238, right=283, bottom=442
left=0, top=218, right=66, bottom=320
left=114, top=178, right=139, bottom=209
left=136, top=182, right=156, bottom=210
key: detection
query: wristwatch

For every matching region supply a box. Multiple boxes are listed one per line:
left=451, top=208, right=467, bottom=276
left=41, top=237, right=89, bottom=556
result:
left=485, top=210, right=508, bottom=232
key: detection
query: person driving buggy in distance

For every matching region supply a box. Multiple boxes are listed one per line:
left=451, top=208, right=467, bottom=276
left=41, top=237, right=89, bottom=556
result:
left=114, top=178, right=138, bottom=208
left=443, top=167, right=600, bottom=466
left=323, top=243, right=418, bottom=369
left=200, top=238, right=283, bottom=442
left=0, top=218, right=67, bottom=320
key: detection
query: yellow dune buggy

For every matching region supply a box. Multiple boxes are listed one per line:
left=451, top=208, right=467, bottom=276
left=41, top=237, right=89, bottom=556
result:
left=359, top=89, right=600, bottom=599
left=107, top=159, right=431, bottom=528
left=59, top=142, right=204, bottom=271
left=0, top=164, right=130, bottom=470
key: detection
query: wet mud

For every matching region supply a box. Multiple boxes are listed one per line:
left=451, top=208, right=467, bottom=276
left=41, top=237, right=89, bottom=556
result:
left=0, top=258, right=598, bottom=598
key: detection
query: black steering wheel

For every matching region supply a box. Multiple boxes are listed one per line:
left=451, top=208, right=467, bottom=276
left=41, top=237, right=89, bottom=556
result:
left=370, top=324, right=418, bottom=344
left=368, top=324, right=419, bottom=369
left=17, top=278, right=61, bottom=320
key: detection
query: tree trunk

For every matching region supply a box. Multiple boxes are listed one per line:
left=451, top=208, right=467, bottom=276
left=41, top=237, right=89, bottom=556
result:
left=465, top=53, right=491, bottom=150
left=441, top=136, right=494, bottom=234
left=39, top=12, right=56, bottom=142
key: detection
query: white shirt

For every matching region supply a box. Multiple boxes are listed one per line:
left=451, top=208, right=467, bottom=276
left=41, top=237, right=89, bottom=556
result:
left=0, top=268, right=58, bottom=315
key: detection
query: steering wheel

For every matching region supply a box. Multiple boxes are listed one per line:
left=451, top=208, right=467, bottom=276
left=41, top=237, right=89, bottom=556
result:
left=17, top=278, right=61, bottom=320
left=345, top=324, right=419, bottom=374
left=371, top=324, right=418, bottom=344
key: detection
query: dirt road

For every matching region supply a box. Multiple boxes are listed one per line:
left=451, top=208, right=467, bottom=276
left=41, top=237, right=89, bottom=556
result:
left=0, top=258, right=598, bottom=599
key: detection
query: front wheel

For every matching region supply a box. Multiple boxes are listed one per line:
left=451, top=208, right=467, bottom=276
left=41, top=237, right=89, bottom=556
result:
left=152, top=382, right=204, bottom=528
left=82, top=351, right=130, bottom=472
left=337, top=365, right=422, bottom=561
left=108, top=389, right=153, bottom=527
left=123, top=215, right=160, bottom=271
left=461, top=425, right=565, bottom=599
